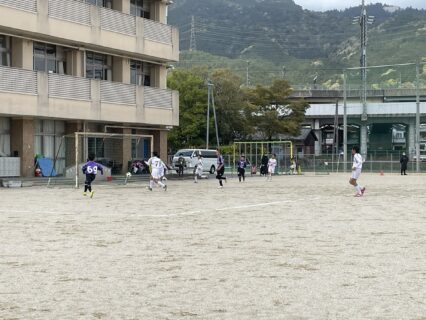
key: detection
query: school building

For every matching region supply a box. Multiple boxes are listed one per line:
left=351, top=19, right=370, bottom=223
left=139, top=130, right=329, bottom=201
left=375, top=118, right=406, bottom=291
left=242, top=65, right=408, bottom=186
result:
left=0, top=0, right=179, bottom=177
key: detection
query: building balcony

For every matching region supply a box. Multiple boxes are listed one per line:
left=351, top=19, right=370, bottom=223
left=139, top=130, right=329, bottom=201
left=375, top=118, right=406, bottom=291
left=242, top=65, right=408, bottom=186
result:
left=0, top=0, right=179, bottom=62
left=0, top=65, right=179, bottom=126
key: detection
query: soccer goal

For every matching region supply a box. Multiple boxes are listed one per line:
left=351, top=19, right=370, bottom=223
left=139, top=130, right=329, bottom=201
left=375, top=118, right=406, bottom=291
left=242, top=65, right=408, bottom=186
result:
left=232, top=141, right=293, bottom=175
left=47, top=132, right=154, bottom=188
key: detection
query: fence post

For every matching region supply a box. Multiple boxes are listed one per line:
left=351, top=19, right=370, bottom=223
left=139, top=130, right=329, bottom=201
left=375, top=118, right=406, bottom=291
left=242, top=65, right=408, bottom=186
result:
left=391, top=154, right=393, bottom=174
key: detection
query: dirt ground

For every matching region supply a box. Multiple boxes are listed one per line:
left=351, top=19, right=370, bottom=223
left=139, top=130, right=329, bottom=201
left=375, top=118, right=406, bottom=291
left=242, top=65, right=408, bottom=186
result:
left=1, top=173, right=426, bottom=320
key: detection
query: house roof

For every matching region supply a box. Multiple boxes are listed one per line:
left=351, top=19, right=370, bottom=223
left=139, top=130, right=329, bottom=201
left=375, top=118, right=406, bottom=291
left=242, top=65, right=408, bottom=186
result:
left=277, top=128, right=318, bottom=142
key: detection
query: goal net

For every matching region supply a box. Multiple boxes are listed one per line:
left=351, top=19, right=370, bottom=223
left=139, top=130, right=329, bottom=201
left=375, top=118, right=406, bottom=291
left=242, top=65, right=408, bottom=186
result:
left=47, top=132, right=153, bottom=187
left=232, top=141, right=293, bottom=175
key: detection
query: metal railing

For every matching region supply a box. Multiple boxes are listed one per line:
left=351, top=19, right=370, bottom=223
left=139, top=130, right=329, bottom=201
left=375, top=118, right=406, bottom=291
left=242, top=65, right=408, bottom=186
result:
left=48, top=0, right=91, bottom=25
left=100, top=7, right=136, bottom=36
left=48, top=73, right=91, bottom=100
left=0, top=0, right=36, bottom=12
left=144, top=87, right=172, bottom=108
left=0, top=65, right=37, bottom=95
left=100, top=81, right=136, bottom=105
left=220, top=152, right=426, bottom=175
left=143, top=19, right=172, bottom=44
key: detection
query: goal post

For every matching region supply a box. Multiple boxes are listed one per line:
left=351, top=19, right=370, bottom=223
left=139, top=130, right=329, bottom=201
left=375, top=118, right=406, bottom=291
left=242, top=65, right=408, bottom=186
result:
left=72, top=132, right=154, bottom=188
left=232, top=141, right=293, bottom=175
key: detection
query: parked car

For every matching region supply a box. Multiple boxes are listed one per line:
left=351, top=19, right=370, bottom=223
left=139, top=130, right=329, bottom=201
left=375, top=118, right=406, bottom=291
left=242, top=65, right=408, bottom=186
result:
left=172, top=149, right=218, bottom=174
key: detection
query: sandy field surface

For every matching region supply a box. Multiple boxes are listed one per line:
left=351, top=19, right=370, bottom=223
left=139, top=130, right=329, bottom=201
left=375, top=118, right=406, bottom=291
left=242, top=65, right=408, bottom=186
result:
left=1, top=173, right=426, bottom=320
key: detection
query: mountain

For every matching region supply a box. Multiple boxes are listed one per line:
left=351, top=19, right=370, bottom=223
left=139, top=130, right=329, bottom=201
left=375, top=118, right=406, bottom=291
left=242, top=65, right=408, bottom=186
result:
left=168, top=0, right=426, bottom=86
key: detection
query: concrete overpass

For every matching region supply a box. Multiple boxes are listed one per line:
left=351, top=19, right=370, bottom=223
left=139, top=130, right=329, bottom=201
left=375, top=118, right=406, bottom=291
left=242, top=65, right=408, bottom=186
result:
left=290, top=88, right=426, bottom=157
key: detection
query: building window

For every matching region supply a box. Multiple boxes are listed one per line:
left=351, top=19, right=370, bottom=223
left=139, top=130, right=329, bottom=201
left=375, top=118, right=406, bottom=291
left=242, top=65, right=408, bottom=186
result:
left=130, top=0, right=150, bottom=19
left=86, top=0, right=112, bottom=8
left=0, top=35, right=11, bottom=67
left=34, top=120, right=65, bottom=174
left=86, top=52, right=112, bottom=80
left=0, top=118, right=11, bottom=157
left=88, top=138, right=105, bottom=158
left=33, top=42, right=66, bottom=74
left=130, top=60, right=151, bottom=86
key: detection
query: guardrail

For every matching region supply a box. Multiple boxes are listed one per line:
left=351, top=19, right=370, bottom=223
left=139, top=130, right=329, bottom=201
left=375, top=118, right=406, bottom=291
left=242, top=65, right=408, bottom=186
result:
left=0, top=0, right=36, bottom=12
left=48, top=73, right=91, bottom=100
left=143, top=19, right=172, bottom=44
left=100, top=7, right=136, bottom=36
left=100, top=81, right=136, bottom=105
left=144, top=87, right=172, bottom=108
left=0, top=65, right=37, bottom=95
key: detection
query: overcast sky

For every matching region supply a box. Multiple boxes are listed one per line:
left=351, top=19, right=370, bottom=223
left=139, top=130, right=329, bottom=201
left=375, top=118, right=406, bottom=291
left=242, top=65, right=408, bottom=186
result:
left=293, top=0, right=426, bottom=11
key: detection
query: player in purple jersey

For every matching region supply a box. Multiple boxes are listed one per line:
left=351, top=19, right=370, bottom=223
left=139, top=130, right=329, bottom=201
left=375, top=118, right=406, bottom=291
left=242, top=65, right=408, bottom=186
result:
left=237, top=155, right=248, bottom=182
left=82, top=154, right=104, bottom=198
left=216, top=149, right=227, bottom=188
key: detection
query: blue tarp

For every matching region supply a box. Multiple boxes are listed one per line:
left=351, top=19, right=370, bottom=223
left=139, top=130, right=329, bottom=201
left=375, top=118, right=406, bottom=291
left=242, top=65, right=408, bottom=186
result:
left=37, top=158, right=57, bottom=177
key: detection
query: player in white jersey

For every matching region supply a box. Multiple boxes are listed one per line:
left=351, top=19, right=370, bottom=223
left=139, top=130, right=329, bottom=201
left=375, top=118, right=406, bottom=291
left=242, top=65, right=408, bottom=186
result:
left=267, top=154, right=277, bottom=181
left=147, top=151, right=167, bottom=191
left=194, top=154, right=204, bottom=183
left=349, top=146, right=365, bottom=197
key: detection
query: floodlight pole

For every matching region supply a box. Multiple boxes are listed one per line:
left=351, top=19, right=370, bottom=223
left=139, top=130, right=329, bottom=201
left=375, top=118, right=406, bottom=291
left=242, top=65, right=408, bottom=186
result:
left=416, top=63, right=420, bottom=172
left=206, top=81, right=211, bottom=149
left=343, top=70, right=348, bottom=171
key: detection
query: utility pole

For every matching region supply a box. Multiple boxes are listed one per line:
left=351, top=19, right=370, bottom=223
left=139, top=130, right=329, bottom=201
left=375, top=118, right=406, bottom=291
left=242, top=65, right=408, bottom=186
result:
left=189, top=15, right=196, bottom=52
left=353, top=0, right=374, bottom=122
left=206, top=80, right=220, bottom=149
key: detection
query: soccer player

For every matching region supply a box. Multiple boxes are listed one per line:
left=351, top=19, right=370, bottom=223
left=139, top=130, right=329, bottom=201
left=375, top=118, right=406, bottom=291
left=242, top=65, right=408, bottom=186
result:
left=216, top=149, right=227, bottom=188
left=82, top=154, right=104, bottom=198
left=147, top=151, right=167, bottom=191
left=267, top=153, right=277, bottom=181
left=194, top=154, right=204, bottom=183
left=349, top=146, right=365, bottom=197
left=237, top=155, right=248, bottom=182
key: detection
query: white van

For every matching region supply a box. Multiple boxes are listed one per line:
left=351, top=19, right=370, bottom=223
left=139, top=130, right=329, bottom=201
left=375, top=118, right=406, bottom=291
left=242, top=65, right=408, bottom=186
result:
left=172, top=149, right=218, bottom=174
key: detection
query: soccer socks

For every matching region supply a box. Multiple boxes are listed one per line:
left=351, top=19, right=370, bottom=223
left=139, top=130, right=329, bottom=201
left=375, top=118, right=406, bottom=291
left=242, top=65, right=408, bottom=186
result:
left=158, top=181, right=165, bottom=188
left=149, top=180, right=154, bottom=189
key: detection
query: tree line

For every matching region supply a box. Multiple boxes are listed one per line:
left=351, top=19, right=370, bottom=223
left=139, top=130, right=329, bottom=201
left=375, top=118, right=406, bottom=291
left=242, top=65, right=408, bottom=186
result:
left=167, top=68, right=309, bottom=151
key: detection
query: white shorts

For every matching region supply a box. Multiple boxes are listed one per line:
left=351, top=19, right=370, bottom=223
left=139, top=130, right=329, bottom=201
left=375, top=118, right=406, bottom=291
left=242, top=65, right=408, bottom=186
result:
left=195, top=167, right=203, bottom=176
left=151, top=169, right=162, bottom=180
left=351, top=168, right=361, bottom=180
left=268, top=166, right=275, bottom=174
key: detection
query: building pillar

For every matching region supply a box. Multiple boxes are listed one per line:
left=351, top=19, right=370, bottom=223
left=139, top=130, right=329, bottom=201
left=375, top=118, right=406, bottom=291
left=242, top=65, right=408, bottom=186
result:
left=153, top=130, right=168, bottom=163
left=150, top=1, right=167, bottom=23
left=113, top=56, right=131, bottom=84
left=314, top=129, right=322, bottom=155
left=122, top=128, right=132, bottom=173
left=65, top=122, right=83, bottom=168
left=11, top=38, right=33, bottom=70
left=408, top=121, right=416, bottom=159
left=10, top=119, right=34, bottom=177
left=360, top=124, right=368, bottom=157
left=66, top=50, right=84, bottom=77
left=112, top=0, right=130, bottom=14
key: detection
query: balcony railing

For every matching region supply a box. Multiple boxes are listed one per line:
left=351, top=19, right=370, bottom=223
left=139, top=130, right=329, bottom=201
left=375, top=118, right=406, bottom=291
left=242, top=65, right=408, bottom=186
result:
left=48, top=0, right=91, bottom=25
left=0, top=66, right=175, bottom=110
left=144, top=86, right=172, bottom=108
left=100, top=7, right=136, bottom=36
left=143, top=19, right=172, bottom=44
left=45, top=0, right=173, bottom=44
left=0, top=65, right=37, bottom=95
left=48, top=73, right=91, bottom=100
left=0, top=0, right=36, bottom=12
left=101, top=81, right=136, bottom=105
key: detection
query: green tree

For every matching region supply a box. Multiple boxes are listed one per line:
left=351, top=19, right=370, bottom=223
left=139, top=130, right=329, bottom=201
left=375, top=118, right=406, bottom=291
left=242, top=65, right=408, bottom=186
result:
left=167, top=70, right=207, bottom=150
left=246, top=79, right=308, bottom=140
